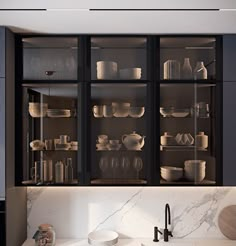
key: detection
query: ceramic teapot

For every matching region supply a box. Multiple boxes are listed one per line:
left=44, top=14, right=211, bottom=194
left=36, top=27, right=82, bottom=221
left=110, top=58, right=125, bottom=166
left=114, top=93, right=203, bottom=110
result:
left=122, top=131, right=145, bottom=150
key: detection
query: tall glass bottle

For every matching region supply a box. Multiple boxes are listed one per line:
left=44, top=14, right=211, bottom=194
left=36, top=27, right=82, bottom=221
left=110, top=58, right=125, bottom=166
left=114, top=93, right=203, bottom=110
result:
left=193, top=61, right=207, bottom=80
left=65, top=158, right=73, bottom=183
left=181, top=58, right=193, bottom=79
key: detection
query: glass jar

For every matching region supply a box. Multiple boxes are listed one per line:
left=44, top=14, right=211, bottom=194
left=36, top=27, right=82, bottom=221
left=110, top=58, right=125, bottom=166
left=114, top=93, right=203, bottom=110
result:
left=35, top=224, right=56, bottom=246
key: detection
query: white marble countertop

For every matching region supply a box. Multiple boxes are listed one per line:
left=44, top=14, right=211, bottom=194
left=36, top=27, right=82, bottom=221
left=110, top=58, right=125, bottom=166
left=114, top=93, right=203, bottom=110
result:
left=22, top=238, right=236, bottom=246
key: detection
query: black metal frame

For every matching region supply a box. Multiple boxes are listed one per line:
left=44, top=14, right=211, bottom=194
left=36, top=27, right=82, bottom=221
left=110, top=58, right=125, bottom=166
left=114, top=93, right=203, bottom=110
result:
left=14, top=34, right=223, bottom=186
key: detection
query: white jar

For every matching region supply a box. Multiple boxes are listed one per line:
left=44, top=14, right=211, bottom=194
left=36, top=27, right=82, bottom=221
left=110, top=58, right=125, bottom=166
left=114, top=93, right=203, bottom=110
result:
left=181, top=58, right=193, bottom=79
left=160, top=132, right=175, bottom=146
left=196, top=132, right=208, bottom=149
left=55, top=161, right=64, bottom=184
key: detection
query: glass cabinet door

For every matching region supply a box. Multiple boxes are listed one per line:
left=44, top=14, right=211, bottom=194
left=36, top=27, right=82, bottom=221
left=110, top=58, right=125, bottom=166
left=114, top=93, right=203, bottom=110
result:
left=21, top=84, right=79, bottom=185
left=90, top=83, right=149, bottom=185
left=159, top=83, right=217, bottom=185
left=23, top=37, right=78, bottom=80
left=160, top=37, right=217, bottom=81
left=91, top=37, right=147, bottom=80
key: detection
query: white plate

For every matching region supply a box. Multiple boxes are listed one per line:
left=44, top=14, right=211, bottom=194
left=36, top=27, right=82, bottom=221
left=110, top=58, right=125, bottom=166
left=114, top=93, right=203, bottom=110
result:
left=88, top=230, right=118, bottom=246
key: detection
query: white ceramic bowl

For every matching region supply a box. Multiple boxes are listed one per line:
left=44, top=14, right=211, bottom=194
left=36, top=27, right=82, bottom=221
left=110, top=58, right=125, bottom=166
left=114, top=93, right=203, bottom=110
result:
left=184, top=160, right=206, bottom=168
left=29, top=103, right=48, bottom=117
left=160, top=107, right=174, bottom=117
left=30, top=140, right=45, bottom=150
left=97, top=61, right=118, bottom=80
left=129, top=107, right=145, bottom=118
left=184, top=160, right=206, bottom=182
left=119, top=68, right=142, bottom=80
left=88, top=230, right=119, bottom=246
left=107, top=144, right=122, bottom=151
left=160, top=166, right=183, bottom=181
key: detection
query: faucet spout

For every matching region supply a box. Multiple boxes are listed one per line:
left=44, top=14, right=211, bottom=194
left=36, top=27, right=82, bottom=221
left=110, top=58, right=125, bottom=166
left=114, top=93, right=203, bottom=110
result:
left=165, top=203, right=171, bottom=229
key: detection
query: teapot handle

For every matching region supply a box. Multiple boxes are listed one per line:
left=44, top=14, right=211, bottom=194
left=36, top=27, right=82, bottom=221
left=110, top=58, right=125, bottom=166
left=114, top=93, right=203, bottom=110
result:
left=122, top=134, right=128, bottom=143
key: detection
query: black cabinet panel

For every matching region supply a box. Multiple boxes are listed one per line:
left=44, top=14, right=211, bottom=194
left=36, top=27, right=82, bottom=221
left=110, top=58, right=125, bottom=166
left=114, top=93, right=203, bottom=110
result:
left=0, top=78, right=5, bottom=197
left=0, top=27, right=5, bottom=78
left=223, top=82, right=236, bottom=185
left=223, top=35, right=236, bottom=82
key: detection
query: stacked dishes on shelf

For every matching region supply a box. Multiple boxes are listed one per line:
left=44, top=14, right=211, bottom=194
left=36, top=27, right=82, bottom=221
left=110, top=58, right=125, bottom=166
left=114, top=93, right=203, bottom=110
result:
left=92, top=103, right=145, bottom=118
left=160, top=166, right=183, bottom=181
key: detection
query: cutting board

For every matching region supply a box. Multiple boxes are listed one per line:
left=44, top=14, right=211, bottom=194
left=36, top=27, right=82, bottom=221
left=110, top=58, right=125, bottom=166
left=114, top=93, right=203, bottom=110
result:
left=218, top=205, right=236, bottom=240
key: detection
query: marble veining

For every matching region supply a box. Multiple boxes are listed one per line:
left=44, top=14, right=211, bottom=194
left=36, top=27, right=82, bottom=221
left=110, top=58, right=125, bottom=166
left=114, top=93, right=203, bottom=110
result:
left=27, top=187, right=236, bottom=239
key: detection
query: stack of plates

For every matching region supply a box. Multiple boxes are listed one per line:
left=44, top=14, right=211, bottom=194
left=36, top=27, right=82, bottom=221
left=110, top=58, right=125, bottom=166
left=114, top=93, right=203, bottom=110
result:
left=47, top=109, right=71, bottom=118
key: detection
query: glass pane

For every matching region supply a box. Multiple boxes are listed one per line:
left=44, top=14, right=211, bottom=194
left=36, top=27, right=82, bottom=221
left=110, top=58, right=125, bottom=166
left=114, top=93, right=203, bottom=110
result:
left=160, top=83, right=216, bottom=185
left=91, top=37, right=147, bottom=80
left=160, top=37, right=216, bottom=80
left=22, top=84, right=79, bottom=185
left=23, top=37, right=78, bottom=80
left=90, top=83, right=147, bottom=185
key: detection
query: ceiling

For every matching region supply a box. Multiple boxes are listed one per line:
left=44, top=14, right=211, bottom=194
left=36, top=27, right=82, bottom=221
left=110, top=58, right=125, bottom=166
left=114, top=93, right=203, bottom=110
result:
left=0, top=0, right=236, bottom=34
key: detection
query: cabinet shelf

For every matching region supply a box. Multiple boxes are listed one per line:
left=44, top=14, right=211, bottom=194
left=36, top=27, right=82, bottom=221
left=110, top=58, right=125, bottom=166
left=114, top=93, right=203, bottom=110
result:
left=91, top=179, right=147, bottom=185
left=22, top=179, right=79, bottom=186
left=31, top=149, right=78, bottom=152
left=160, top=179, right=216, bottom=185
left=96, top=149, right=143, bottom=152
left=160, top=145, right=207, bottom=151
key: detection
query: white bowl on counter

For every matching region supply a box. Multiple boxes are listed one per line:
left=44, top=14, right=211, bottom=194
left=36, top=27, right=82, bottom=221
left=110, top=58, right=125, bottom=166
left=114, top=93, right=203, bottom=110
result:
left=88, top=230, right=119, bottom=246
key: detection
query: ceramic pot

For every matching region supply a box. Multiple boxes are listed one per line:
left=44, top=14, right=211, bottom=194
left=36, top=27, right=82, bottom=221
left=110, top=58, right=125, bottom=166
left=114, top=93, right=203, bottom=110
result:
left=160, top=132, right=175, bottom=146
left=196, top=131, right=208, bottom=149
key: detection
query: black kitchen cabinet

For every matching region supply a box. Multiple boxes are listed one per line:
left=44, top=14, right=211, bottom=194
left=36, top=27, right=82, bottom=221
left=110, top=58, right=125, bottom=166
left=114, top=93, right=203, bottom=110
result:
left=0, top=27, right=5, bottom=78
left=223, top=82, right=236, bottom=186
left=0, top=78, right=5, bottom=198
left=15, top=35, right=224, bottom=186
left=223, top=35, right=236, bottom=82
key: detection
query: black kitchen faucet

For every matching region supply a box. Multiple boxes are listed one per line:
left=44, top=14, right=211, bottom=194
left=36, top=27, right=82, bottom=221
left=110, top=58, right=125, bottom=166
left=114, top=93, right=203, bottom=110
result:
left=163, top=203, right=173, bottom=242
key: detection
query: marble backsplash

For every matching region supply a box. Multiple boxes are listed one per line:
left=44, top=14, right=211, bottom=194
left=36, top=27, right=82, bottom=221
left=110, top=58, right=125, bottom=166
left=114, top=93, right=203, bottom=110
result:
left=27, top=187, right=236, bottom=239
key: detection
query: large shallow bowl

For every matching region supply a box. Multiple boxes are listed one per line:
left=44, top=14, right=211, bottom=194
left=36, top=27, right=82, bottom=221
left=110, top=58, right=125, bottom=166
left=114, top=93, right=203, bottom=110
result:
left=88, top=230, right=119, bottom=246
left=160, top=107, right=174, bottom=117
left=172, top=109, right=190, bottom=118
left=160, top=166, right=183, bottom=182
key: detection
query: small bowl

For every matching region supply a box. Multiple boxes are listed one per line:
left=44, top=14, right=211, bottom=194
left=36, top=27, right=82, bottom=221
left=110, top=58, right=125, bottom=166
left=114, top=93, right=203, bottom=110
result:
left=107, top=144, right=122, bottom=151
left=30, top=140, right=45, bottom=150
left=109, top=140, right=120, bottom=145
left=129, top=107, right=145, bottom=118
left=160, top=107, right=174, bottom=117
left=29, top=103, right=48, bottom=118
left=119, top=68, right=141, bottom=80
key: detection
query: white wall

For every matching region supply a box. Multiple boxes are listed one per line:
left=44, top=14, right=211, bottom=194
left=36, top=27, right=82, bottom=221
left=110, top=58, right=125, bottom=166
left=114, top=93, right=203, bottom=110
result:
left=27, top=187, right=236, bottom=239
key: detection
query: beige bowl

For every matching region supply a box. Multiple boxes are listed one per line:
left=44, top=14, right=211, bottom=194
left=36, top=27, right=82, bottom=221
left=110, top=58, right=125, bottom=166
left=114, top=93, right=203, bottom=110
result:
left=129, top=107, right=145, bottom=118
left=29, top=103, right=48, bottom=117
left=119, top=68, right=142, bottom=80
left=160, top=166, right=183, bottom=182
